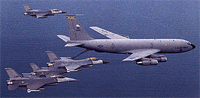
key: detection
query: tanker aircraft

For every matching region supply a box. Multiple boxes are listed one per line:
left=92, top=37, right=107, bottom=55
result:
left=57, top=15, right=195, bottom=66
left=23, top=4, right=66, bottom=18
left=5, top=68, right=76, bottom=93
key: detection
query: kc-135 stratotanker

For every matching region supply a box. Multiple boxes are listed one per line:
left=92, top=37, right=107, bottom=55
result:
left=57, top=15, right=195, bottom=66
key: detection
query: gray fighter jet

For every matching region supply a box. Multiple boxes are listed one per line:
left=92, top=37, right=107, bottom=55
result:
left=30, top=63, right=67, bottom=77
left=5, top=68, right=76, bottom=93
left=46, top=51, right=108, bottom=72
left=23, top=4, right=66, bottom=18
left=57, top=15, right=195, bottom=66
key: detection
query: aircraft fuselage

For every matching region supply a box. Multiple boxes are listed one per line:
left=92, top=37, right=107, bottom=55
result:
left=73, top=39, right=194, bottom=54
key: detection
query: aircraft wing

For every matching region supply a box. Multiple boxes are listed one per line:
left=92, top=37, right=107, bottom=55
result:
left=27, top=82, right=44, bottom=90
left=122, top=49, right=160, bottom=61
left=36, top=13, right=48, bottom=18
left=65, top=64, right=82, bottom=71
left=90, top=26, right=129, bottom=39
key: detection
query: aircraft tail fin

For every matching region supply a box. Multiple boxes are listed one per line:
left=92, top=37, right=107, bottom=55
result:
left=30, top=63, right=41, bottom=72
left=46, top=51, right=60, bottom=62
left=5, top=68, right=22, bottom=78
left=8, top=85, right=19, bottom=90
left=23, top=4, right=32, bottom=12
left=66, top=15, right=93, bottom=40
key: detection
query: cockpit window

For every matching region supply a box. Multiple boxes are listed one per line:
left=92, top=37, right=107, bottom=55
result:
left=86, top=57, right=99, bottom=61
left=52, top=9, right=59, bottom=11
left=90, top=57, right=99, bottom=61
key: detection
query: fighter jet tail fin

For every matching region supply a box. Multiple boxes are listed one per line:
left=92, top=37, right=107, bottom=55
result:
left=23, top=4, right=32, bottom=12
left=8, top=85, right=19, bottom=90
left=30, top=63, right=41, bottom=72
left=66, top=15, right=93, bottom=40
left=46, top=51, right=60, bottom=62
left=5, top=68, right=22, bottom=78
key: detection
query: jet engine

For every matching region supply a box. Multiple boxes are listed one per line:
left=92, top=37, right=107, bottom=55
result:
left=148, top=55, right=167, bottom=62
left=136, top=58, right=158, bottom=66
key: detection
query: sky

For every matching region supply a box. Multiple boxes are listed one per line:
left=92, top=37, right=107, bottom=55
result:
left=1, top=0, right=199, bottom=97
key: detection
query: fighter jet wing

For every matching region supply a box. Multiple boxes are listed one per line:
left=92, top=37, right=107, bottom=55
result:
left=122, top=49, right=160, bottom=61
left=36, top=13, right=48, bottom=18
left=65, top=64, right=82, bottom=72
left=27, top=82, right=44, bottom=90
left=90, top=26, right=129, bottom=39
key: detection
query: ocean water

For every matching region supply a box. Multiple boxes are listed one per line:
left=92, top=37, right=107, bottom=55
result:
left=1, top=0, right=199, bottom=97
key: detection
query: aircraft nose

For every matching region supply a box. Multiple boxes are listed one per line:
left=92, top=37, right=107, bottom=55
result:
left=191, top=44, right=195, bottom=49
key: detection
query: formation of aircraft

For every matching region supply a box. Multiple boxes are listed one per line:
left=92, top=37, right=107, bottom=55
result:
left=5, top=5, right=195, bottom=93
left=30, top=51, right=108, bottom=78
left=57, top=15, right=195, bottom=66
left=23, top=4, right=66, bottom=18
left=5, top=51, right=107, bottom=93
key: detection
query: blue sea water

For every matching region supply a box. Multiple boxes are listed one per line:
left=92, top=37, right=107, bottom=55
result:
left=1, top=0, right=199, bottom=97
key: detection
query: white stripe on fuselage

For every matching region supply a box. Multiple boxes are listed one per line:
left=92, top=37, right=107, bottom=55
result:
left=73, top=39, right=193, bottom=53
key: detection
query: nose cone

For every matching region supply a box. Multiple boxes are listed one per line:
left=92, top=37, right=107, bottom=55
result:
left=191, top=44, right=196, bottom=49
left=62, top=11, right=66, bottom=13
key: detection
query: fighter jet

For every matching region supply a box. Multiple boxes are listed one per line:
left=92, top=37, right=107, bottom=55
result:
left=23, top=4, right=66, bottom=18
left=30, top=63, right=67, bottom=77
left=5, top=68, right=76, bottom=93
left=46, top=51, right=108, bottom=72
left=57, top=15, right=195, bottom=66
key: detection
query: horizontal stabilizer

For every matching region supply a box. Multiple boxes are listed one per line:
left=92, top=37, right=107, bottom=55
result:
left=57, top=35, right=70, bottom=43
left=8, top=85, right=19, bottom=90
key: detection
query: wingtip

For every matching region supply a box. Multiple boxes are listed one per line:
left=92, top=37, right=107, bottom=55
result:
left=5, top=68, right=11, bottom=70
left=46, top=51, right=52, bottom=53
left=57, top=35, right=63, bottom=37
left=30, top=63, right=35, bottom=65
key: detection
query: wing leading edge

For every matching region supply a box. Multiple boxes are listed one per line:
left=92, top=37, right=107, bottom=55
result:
left=90, top=26, right=129, bottom=39
left=123, top=49, right=160, bottom=61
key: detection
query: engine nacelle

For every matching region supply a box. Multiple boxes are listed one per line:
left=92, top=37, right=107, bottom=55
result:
left=136, top=59, right=158, bottom=66
left=149, top=55, right=167, bottom=62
